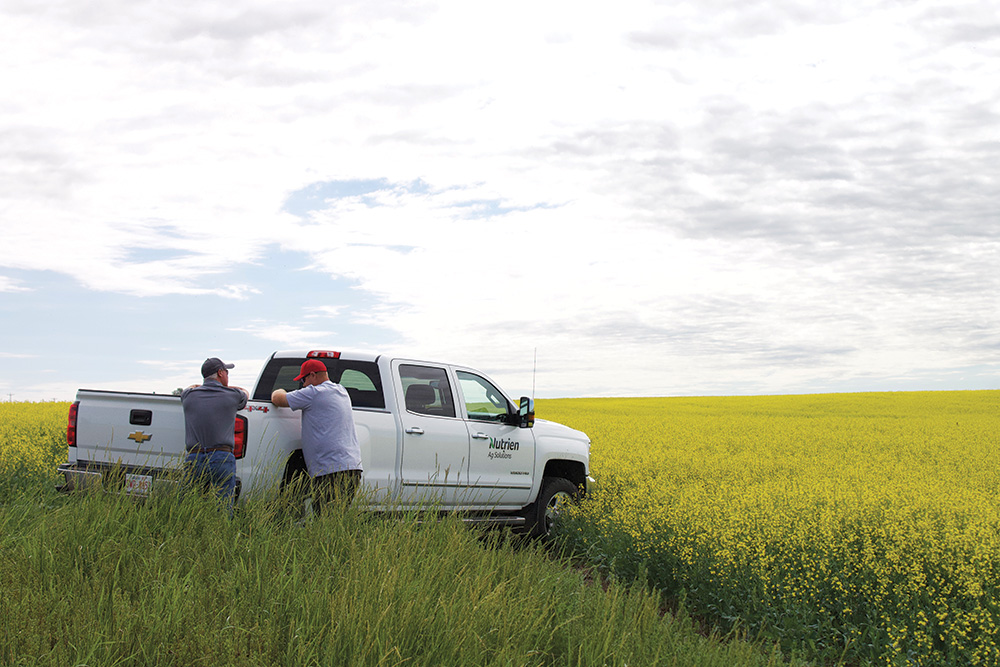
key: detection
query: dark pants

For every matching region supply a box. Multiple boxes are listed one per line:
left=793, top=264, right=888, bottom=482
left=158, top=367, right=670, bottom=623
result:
left=311, top=469, right=362, bottom=515
left=184, top=450, right=237, bottom=513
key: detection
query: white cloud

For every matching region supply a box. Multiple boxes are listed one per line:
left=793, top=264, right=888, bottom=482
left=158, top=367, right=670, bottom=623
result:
left=227, top=320, right=339, bottom=350
left=0, top=276, right=30, bottom=292
left=0, top=0, right=997, bottom=398
left=304, top=305, right=344, bottom=319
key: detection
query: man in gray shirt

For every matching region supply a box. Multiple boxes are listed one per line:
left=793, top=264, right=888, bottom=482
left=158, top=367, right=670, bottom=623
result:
left=272, top=359, right=363, bottom=514
left=181, top=357, right=249, bottom=507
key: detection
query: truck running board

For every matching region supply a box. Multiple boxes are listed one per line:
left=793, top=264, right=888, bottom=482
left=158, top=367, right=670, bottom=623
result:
left=401, top=513, right=526, bottom=527
left=459, top=515, right=526, bottom=526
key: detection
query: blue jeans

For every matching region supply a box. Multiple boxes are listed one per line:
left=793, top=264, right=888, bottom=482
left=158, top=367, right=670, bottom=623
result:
left=184, top=450, right=237, bottom=509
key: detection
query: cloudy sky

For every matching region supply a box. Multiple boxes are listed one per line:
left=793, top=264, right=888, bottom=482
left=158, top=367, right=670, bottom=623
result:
left=1, top=0, right=998, bottom=402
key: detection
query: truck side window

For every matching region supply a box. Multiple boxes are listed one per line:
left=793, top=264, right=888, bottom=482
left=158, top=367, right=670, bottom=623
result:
left=457, top=371, right=511, bottom=422
left=399, top=365, right=456, bottom=418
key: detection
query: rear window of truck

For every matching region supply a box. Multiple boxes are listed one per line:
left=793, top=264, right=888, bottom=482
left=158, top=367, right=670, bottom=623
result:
left=254, top=359, right=386, bottom=409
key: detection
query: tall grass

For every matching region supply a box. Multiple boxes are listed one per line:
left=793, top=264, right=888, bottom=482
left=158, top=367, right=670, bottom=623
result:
left=1, top=402, right=808, bottom=667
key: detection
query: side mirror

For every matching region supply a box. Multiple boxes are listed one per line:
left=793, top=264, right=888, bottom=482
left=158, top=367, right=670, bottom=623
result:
left=518, top=397, right=535, bottom=428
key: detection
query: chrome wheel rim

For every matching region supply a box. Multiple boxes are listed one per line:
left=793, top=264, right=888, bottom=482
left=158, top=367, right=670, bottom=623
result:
left=544, top=490, right=572, bottom=533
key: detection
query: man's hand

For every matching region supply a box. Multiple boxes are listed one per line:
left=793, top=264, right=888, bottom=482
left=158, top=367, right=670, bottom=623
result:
left=271, top=388, right=290, bottom=407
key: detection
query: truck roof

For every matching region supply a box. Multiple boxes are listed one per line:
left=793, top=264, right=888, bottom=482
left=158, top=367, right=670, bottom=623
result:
left=271, top=349, right=381, bottom=363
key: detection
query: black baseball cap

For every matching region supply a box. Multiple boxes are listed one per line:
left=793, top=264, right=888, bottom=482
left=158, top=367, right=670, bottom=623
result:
left=201, top=357, right=235, bottom=378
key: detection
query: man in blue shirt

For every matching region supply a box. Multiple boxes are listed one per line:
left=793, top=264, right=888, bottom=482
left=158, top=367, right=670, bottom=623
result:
left=272, top=359, right=363, bottom=514
left=181, top=357, right=249, bottom=508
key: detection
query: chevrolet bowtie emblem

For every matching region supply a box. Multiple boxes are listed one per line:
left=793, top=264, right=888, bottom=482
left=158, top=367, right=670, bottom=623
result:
left=127, top=431, right=152, bottom=444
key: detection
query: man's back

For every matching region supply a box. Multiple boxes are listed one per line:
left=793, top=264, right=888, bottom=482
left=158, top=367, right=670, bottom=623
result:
left=286, top=381, right=362, bottom=476
left=181, top=379, right=247, bottom=451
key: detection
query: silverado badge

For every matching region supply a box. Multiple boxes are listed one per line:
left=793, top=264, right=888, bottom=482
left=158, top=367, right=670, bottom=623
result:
left=127, top=431, right=152, bottom=444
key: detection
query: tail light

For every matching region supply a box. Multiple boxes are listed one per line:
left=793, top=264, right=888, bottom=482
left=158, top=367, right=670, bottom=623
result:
left=234, top=415, right=248, bottom=459
left=307, top=350, right=341, bottom=359
left=67, top=401, right=80, bottom=448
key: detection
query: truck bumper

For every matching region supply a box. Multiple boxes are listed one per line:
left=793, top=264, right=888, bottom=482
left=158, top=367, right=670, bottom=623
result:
left=56, top=462, right=185, bottom=498
left=56, top=463, right=104, bottom=493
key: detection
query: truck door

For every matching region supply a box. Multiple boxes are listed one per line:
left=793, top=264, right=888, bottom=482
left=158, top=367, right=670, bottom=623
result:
left=456, top=370, right=535, bottom=507
left=394, top=362, right=470, bottom=506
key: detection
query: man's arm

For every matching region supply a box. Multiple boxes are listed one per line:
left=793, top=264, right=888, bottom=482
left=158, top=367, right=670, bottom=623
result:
left=271, top=388, right=290, bottom=408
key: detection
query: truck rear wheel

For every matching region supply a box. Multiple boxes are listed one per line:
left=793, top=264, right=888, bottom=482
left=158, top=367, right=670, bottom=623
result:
left=280, top=451, right=311, bottom=518
left=525, top=477, right=578, bottom=539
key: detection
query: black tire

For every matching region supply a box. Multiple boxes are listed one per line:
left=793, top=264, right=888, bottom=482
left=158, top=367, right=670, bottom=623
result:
left=526, top=477, right=578, bottom=539
left=280, top=450, right=308, bottom=491
left=279, top=451, right=311, bottom=518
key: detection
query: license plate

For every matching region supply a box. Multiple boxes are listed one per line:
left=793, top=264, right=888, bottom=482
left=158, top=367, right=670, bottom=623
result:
left=125, top=473, right=153, bottom=496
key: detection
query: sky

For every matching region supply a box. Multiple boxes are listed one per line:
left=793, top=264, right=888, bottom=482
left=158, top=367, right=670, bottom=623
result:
left=1, top=0, right=998, bottom=402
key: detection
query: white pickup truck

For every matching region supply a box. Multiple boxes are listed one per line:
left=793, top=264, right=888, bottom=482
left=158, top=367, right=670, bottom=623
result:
left=57, top=350, right=593, bottom=535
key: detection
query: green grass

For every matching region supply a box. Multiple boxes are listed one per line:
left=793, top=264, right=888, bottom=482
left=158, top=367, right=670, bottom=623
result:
left=1, top=400, right=813, bottom=666
left=0, top=487, right=812, bottom=667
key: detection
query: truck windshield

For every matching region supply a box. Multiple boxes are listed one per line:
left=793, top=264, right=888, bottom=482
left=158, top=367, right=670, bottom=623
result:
left=254, top=358, right=386, bottom=409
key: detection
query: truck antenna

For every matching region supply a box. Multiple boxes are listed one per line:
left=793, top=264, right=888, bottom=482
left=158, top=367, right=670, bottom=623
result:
left=532, top=347, right=537, bottom=401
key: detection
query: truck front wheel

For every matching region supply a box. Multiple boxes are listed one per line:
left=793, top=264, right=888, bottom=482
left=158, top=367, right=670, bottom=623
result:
left=526, top=477, right=578, bottom=539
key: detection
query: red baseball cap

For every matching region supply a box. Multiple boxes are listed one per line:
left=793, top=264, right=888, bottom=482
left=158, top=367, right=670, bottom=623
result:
left=293, top=359, right=327, bottom=381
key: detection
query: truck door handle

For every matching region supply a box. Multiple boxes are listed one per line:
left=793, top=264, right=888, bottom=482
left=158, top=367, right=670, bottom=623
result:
left=472, top=432, right=490, bottom=440
left=405, top=427, right=424, bottom=435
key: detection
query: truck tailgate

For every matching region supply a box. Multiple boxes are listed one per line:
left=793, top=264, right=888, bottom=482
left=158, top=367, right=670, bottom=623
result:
left=75, top=390, right=186, bottom=470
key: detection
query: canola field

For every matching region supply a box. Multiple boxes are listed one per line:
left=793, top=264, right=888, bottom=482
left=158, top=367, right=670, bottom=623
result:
left=5, top=395, right=1000, bottom=665
left=0, top=401, right=810, bottom=667
left=540, top=391, right=1000, bottom=667
left=0, top=401, right=69, bottom=496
